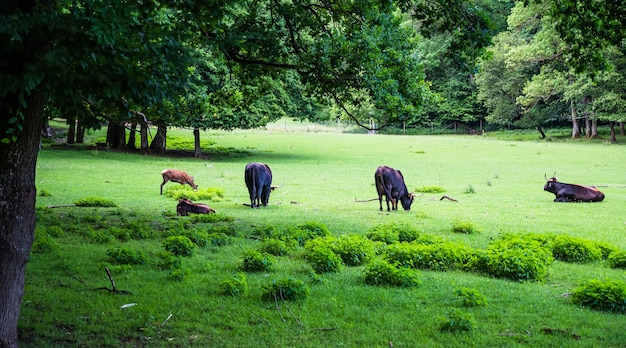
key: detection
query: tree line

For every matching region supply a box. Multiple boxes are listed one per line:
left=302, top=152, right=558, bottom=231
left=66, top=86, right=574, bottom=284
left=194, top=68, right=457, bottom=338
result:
left=1, top=0, right=625, bottom=346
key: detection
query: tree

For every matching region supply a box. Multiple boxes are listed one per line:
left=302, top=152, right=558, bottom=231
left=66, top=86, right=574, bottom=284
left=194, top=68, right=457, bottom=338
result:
left=0, top=1, right=491, bottom=346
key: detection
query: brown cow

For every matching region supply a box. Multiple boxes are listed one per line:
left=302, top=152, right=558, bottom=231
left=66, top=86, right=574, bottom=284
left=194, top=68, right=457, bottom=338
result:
left=543, top=175, right=605, bottom=202
left=375, top=166, right=414, bottom=211
left=160, top=169, right=198, bottom=195
left=176, top=198, right=215, bottom=216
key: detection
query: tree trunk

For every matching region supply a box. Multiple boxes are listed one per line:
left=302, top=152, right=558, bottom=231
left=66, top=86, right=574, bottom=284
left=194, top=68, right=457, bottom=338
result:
left=0, top=92, right=44, bottom=348
left=76, top=119, right=85, bottom=143
left=140, top=121, right=149, bottom=154
left=589, top=118, right=598, bottom=139
left=193, top=128, right=202, bottom=157
left=620, top=122, right=625, bottom=136
left=67, top=117, right=76, bottom=144
left=150, top=121, right=167, bottom=154
left=127, top=123, right=137, bottom=149
left=106, top=121, right=126, bottom=149
left=571, top=100, right=580, bottom=138
left=584, top=116, right=591, bottom=137
left=536, top=126, right=546, bottom=139
left=609, top=122, right=617, bottom=143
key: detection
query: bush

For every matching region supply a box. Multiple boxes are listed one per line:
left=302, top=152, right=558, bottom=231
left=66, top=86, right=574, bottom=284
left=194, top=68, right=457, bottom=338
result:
left=105, top=247, right=147, bottom=265
left=384, top=242, right=472, bottom=271
left=122, top=220, right=154, bottom=239
left=190, top=213, right=234, bottom=223
left=333, top=235, right=376, bottom=266
left=608, top=251, right=626, bottom=269
left=415, top=186, right=446, bottom=193
left=396, top=224, right=422, bottom=243
left=170, top=268, right=191, bottom=281
left=552, top=236, right=602, bottom=263
left=363, top=259, right=422, bottom=287
left=207, top=233, right=234, bottom=247
left=283, top=221, right=331, bottom=246
left=74, top=196, right=117, bottom=207
left=31, top=232, right=59, bottom=254
left=162, top=236, right=197, bottom=257
left=466, top=237, right=553, bottom=282
left=451, top=220, right=479, bottom=234
left=164, top=185, right=225, bottom=201
left=366, top=224, right=399, bottom=245
left=303, top=245, right=344, bottom=273
left=438, top=309, right=476, bottom=332
left=219, top=273, right=249, bottom=297
left=157, top=251, right=182, bottom=270
left=261, top=277, right=309, bottom=301
left=241, top=250, right=275, bottom=272
left=260, top=238, right=290, bottom=256
left=570, top=279, right=626, bottom=313
left=455, top=287, right=488, bottom=307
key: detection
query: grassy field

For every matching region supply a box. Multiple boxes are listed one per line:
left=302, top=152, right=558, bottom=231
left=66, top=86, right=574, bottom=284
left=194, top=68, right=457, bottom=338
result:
left=22, top=124, right=626, bottom=347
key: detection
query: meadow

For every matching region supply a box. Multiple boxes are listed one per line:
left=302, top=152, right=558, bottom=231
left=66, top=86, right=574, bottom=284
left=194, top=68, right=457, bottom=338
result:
left=21, top=123, right=626, bottom=347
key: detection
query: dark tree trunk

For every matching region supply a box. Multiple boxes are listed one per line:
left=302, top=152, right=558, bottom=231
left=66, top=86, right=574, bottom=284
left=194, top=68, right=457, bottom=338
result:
left=0, top=92, right=44, bottom=348
left=127, top=123, right=137, bottom=149
left=194, top=128, right=202, bottom=157
left=150, top=121, right=167, bottom=154
left=609, top=122, right=617, bottom=143
left=140, top=121, right=149, bottom=154
left=67, top=117, right=76, bottom=144
left=76, top=119, right=85, bottom=143
left=584, top=116, right=591, bottom=137
left=106, top=121, right=126, bottom=149
left=536, top=126, right=546, bottom=139
left=571, top=100, right=580, bottom=138
left=620, top=122, right=625, bottom=136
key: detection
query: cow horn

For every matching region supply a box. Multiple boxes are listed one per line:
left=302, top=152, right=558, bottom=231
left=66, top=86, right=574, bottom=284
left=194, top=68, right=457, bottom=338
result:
left=271, top=182, right=284, bottom=189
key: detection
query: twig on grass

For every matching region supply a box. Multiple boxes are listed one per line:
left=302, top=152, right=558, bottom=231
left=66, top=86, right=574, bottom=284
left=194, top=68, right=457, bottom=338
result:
left=280, top=291, right=303, bottom=329
left=93, top=267, right=132, bottom=295
left=62, top=267, right=89, bottom=287
left=273, top=293, right=287, bottom=322
left=354, top=197, right=378, bottom=203
left=244, top=307, right=272, bottom=326
left=439, top=195, right=458, bottom=202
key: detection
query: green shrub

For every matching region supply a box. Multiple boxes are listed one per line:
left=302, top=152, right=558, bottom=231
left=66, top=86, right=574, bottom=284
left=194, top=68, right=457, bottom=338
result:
left=396, top=224, right=422, bottom=243
left=333, top=235, right=375, bottom=266
left=283, top=221, right=331, bottom=246
left=464, top=185, right=476, bottom=194
left=164, top=185, right=225, bottom=201
left=261, top=277, right=309, bottom=301
left=241, top=250, right=275, bottom=272
left=122, top=220, right=154, bottom=239
left=466, top=237, right=553, bottom=282
left=455, top=287, right=488, bottom=307
left=552, top=236, right=602, bottom=263
left=260, top=238, right=290, bottom=256
left=157, top=251, right=182, bottom=270
left=45, top=225, right=65, bottom=237
left=253, top=224, right=279, bottom=239
left=570, top=279, right=626, bottom=313
left=592, top=241, right=620, bottom=259
left=38, top=188, right=52, bottom=197
left=384, top=242, right=471, bottom=271
left=415, top=186, right=446, bottom=193
left=162, top=236, right=197, bottom=257
left=451, top=220, right=479, bottom=234
left=438, top=309, right=476, bottom=332
left=303, top=246, right=344, bottom=273
left=207, top=224, right=237, bottom=237
left=366, top=224, right=399, bottom=244
left=608, top=251, right=626, bottom=269
left=89, top=229, right=114, bottom=244
left=105, top=247, right=147, bottom=265
left=219, top=273, right=249, bottom=297
left=170, top=268, right=191, bottom=282
left=31, top=232, right=59, bottom=253
left=207, top=233, right=234, bottom=247
left=190, top=213, right=234, bottom=223
left=363, top=259, right=422, bottom=287
left=74, top=196, right=117, bottom=207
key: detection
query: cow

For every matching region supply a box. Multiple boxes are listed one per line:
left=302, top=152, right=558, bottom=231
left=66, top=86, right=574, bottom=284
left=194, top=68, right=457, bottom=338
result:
left=244, top=162, right=280, bottom=208
left=176, top=198, right=215, bottom=216
left=160, top=169, right=198, bottom=195
left=375, top=165, right=414, bottom=211
left=543, top=174, right=605, bottom=202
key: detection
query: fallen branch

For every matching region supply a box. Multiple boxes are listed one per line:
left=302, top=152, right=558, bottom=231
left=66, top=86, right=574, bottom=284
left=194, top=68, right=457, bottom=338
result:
left=62, top=267, right=88, bottom=287
left=280, top=291, right=303, bottom=329
left=439, top=195, right=458, bottom=202
left=354, top=197, right=378, bottom=203
left=273, top=293, right=287, bottom=323
left=94, top=267, right=132, bottom=294
left=47, top=204, right=77, bottom=208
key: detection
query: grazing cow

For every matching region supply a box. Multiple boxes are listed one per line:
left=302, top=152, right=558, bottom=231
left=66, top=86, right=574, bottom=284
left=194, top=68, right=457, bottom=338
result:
left=244, top=162, right=279, bottom=208
left=543, top=175, right=605, bottom=202
left=160, top=169, right=198, bottom=195
left=176, top=198, right=215, bottom=216
left=375, top=165, right=414, bottom=211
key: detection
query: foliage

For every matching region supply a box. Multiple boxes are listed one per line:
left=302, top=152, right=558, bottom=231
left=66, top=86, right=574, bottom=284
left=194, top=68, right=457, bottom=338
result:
left=363, top=259, right=422, bottom=288
left=455, top=287, right=488, bottom=307
left=241, top=250, right=275, bottom=273
left=333, top=235, right=376, bottom=266
left=466, top=236, right=553, bottom=282
left=261, top=277, right=309, bottom=301
left=259, top=238, right=290, bottom=256
left=219, top=273, right=249, bottom=297
left=415, top=186, right=446, bottom=193
left=303, top=244, right=344, bottom=274
left=190, top=213, right=235, bottom=223
left=570, top=279, right=626, bottom=314
left=384, top=242, right=472, bottom=271
left=164, top=186, right=225, bottom=201
left=156, top=251, right=182, bottom=271
left=31, top=232, right=59, bottom=254
left=438, top=309, right=477, bottom=332
left=366, top=224, right=400, bottom=245
left=170, top=268, right=191, bottom=282
left=607, top=251, right=626, bottom=270
left=105, top=247, right=147, bottom=265
left=162, top=236, right=196, bottom=257
left=283, top=221, right=331, bottom=246
left=451, top=220, right=480, bottom=234
left=207, top=233, right=234, bottom=247
left=38, top=189, right=52, bottom=197
left=551, top=236, right=603, bottom=263
left=74, top=196, right=117, bottom=207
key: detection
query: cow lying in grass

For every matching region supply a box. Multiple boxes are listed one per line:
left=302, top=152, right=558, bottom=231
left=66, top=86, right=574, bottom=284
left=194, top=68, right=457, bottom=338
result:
left=161, top=169, right=198, bottom=195
left=176, top=198, right=215, bottom=216
left=543, top=175, right=605, bottom=202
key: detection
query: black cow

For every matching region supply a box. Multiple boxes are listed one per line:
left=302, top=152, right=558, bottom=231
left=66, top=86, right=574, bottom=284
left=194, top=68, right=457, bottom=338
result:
left=375, top=165, right=414, bottom=211
left=543, top=175, right=605, bottom=202
left=244, top=162, right=279, bottom=208
left=176, top=198, right=215, bottom=216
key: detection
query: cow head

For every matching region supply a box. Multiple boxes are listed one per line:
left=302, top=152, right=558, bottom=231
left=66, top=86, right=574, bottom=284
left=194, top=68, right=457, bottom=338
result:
left=543, top=173, right=558, bottom=193
left=400, top=193, right=415, bottom=211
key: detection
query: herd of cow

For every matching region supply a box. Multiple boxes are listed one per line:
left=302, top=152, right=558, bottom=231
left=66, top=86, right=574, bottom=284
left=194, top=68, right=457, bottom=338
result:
left=160, top=164, right=605, bottom=216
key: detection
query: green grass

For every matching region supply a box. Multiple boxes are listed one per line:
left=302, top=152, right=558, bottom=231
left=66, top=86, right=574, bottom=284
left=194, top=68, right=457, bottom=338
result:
left=22, top=125, right=626, bottom=347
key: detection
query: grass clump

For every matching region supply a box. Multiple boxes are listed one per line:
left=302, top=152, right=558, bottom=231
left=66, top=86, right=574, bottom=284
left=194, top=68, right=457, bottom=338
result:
left=261, top=277, right=309, bottom=301
left=219, top=273, right=249, bottom=297
left=38, top=188, right=52, bottom=197
left=384, top=242, right=471, bottom=271
left=366, top=224, right=400, bottom=245
left=607, top=251, right=626, bottom=269
left=162, top=235, right=196, bottom=257
left=74, top=196, right=117, bottom=207
left=552, top=236, right=602, bottom=263
left=164, top=185, right=225, bottom=201
left=105, top=247, right=147, bottom=265
left=466, top=236, right=553, bottom=282
left=451, top=220, right=480, bottom=234
left=438, top=309, right=477, bottom=332
left=156, top=251, right=182, bottom=270
left=282, top=221, right=331, bottom=246
left=303, top=243, right=344, bottom=273
left=570, top=279, right=626, bottom=313
left=415, top=185, right=446, bottom=193
left=455, top=287, right=488, bottom=307
left=363, top=259, right=422, bottom=287
left=190, top=213, right=234, bottom=223
left=241, top=250, right=275, bottom=272
left=31, top=232, right=59, bottom=254
left=259, top=238, right=290, bottom=256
